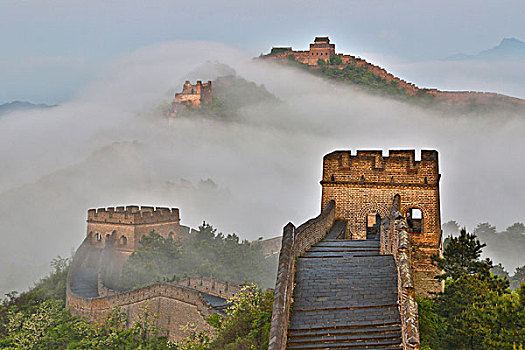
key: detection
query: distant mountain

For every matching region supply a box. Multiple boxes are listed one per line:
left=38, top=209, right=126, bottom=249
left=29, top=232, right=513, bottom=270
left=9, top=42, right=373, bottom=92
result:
left=444, top=37, right=525, bottom=61
left=0, top=101, right=56, bottom=116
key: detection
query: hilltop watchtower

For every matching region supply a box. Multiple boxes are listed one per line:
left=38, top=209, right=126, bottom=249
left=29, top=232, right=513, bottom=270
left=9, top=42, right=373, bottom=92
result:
left=86, top=205, right=189, bottom=253
left=321, top=150, right=442, bottom=294
left=308, top=37, right=336, bottom=65
left=173, top=80, right=212, bottom=107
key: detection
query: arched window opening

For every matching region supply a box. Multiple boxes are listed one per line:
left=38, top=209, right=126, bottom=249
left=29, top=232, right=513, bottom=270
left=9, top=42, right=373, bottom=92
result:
left=406, top=208, right=423, bottom=233
left=366, top=211, right=381, bottom=239
left=120, top=235, right=127, bottom=246
left=96, top=233, right=102, bottom=242
left=168, top=232, right=175, bottom=240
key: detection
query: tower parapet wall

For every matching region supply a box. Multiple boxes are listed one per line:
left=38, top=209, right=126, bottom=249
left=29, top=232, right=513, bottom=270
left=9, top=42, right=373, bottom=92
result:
left=322, top=150, right=439, bottom=185
left=86, top=205, right=187, bottom=254
left=87, top=206, right=180, bottom=225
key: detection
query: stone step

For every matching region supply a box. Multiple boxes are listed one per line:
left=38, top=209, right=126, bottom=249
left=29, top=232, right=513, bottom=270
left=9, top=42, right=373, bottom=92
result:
left=288, top=325, right=401, bottom=338
left=316, top=240, right=380, bottom=247
left=286, top=220, right=402, bottom=350
left=289, top=306, right=401, bottom=330
left=303, top=252, right=380, bottom=258
left=287, top=337, right=402, bottom=349
left=288, top=331, right=402, bottom=346
left=309, top=246, right=379, bottom=251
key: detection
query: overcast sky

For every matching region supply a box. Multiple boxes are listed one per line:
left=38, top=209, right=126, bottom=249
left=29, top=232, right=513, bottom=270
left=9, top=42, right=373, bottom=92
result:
left=2, top=0, right=525, bottom=103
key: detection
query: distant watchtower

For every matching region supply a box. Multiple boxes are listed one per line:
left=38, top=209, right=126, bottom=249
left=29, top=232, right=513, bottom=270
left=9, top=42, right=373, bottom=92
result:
left=308, top=37, right=336, bottom=65
left=86, top=206, right=189, bottom=253
left=321, top=150, right=443, bottom=294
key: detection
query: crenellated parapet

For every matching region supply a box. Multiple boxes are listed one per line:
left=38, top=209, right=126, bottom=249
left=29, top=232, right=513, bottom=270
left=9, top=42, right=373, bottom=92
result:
left=87, top=206, right=180, bottom=225
left=322, top=150, right=439, bottom=186
left=85, top=205, right=188, bottom=253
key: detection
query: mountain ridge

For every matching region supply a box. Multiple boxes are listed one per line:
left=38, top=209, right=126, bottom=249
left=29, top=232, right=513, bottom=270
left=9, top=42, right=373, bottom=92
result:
left=444, top=37, right=525, bottom=61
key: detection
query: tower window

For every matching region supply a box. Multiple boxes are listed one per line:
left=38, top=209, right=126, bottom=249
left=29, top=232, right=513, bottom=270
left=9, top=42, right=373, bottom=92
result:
left=406, top=208, right=423, bottom=233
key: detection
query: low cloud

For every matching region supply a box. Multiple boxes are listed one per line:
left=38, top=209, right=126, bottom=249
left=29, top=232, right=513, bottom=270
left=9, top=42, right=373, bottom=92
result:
left=1, top=41, right=524, bottom=294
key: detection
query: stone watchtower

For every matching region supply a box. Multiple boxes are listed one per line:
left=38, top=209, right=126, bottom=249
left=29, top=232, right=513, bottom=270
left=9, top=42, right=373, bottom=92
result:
left=308, top=37, right=336, bottom=65
left=173, top=80, right=213, bottom=107
left=321, top=150, right=443, bottom=294
left=86, top=205, right=188, bottom=253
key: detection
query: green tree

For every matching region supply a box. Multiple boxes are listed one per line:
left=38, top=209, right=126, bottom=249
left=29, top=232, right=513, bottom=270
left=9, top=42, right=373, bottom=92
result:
left=118, top=231, right=181, bottom=290
left=208, top=284, right=273, bottom=350
left=329, top=55, right=342, bottom=65
left=118, top=222, right=278, bottom=291
left=1, top=300, right=175, bottom=349
left=433, top=228, right=500, bottom=284
left=510, top=266, right=525, bottom=290
left=419, top=228, right=522, bottom=350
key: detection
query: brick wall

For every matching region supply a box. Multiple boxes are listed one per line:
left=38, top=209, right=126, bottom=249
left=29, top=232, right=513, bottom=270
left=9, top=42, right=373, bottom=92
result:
left=321, top=150, right=442, bottom=296
left=268, top=201, right=335, bottom=350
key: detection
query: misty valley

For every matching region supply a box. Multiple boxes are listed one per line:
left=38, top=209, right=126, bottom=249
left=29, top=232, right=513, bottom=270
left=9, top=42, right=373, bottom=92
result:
left=1, top=33, right=525, bottom=350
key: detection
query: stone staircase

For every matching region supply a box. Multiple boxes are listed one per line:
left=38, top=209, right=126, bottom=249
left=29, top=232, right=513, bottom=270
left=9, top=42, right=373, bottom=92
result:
left=287, top=225, right=402, bottom=349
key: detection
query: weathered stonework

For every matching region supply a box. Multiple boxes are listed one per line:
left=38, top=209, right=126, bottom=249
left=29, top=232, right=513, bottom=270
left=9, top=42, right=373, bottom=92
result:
left=269, top=149, right=442, bottom=350
left=66, top=206, right=238, bottom=342
left=168, top=80, right=213, bottom=117
left=268, top=201, right=336, bottom=350
left=321, top=150, right=443, bottom=296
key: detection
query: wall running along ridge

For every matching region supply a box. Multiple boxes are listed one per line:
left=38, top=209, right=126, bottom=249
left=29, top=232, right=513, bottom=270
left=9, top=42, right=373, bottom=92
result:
left=264, top=37, right=525, bottom=107
left=268, top=200, right=336, bottom=350
left=66, top=206, right=239, bottom=342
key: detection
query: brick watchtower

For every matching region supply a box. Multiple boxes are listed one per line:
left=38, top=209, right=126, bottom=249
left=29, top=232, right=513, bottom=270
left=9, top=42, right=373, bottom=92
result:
left=321, top=150, right=443, bottom=295
left=86, top=206, right=188, bottom=253
left=308, top=37, right=336, bottom=65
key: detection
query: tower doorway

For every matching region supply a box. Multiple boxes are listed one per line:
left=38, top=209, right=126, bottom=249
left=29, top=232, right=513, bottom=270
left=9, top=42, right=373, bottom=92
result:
left=366, top=212, right=381, bottom=239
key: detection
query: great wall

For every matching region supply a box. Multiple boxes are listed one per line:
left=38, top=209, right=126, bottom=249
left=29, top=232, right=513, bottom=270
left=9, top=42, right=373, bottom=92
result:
left=167, top=80, right=213, bottom=117
left=264, top=37, right=525, bottom=108
left=65, top=149, right=442, bottom=349
left=63, top=37, right=456, bottom=348
left=268, top=149, right=443, bottom=350
left=66, top=206, right=242, bottom=341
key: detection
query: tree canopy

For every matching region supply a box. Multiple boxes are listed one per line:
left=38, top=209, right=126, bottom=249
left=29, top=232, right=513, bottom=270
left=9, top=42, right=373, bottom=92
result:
left=117, top=222, right=278, bottom=291
left=420, top=228, right=524, bottom=350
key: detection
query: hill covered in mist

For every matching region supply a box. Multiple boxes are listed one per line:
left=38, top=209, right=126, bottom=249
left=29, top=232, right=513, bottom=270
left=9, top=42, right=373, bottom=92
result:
left=0, top=101, right=56, bottom=116
left=445, top=37, right=525, bottom=61
left=262, top=46, right=525, bottom=113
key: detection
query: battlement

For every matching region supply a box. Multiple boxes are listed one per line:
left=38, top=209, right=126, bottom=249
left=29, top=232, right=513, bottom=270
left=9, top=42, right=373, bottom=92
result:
left=87, top=205, right=180, bottom=225
left=322, top=150, right=439, bottom=185
left=173, top=80, right=213, bottom=107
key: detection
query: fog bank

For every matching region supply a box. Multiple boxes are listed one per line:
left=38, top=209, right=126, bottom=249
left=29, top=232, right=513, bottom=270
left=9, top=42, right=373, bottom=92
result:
left=1, top=41, right=524, bottom=294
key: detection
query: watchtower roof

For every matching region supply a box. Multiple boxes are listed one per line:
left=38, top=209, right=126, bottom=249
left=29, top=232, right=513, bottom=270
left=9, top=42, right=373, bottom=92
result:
left=314, top=37, right=330, bottom=43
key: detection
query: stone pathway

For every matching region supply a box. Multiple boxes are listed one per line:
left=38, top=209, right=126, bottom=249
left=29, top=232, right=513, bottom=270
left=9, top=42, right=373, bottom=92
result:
left=287, top=225, right=402, bottom=349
